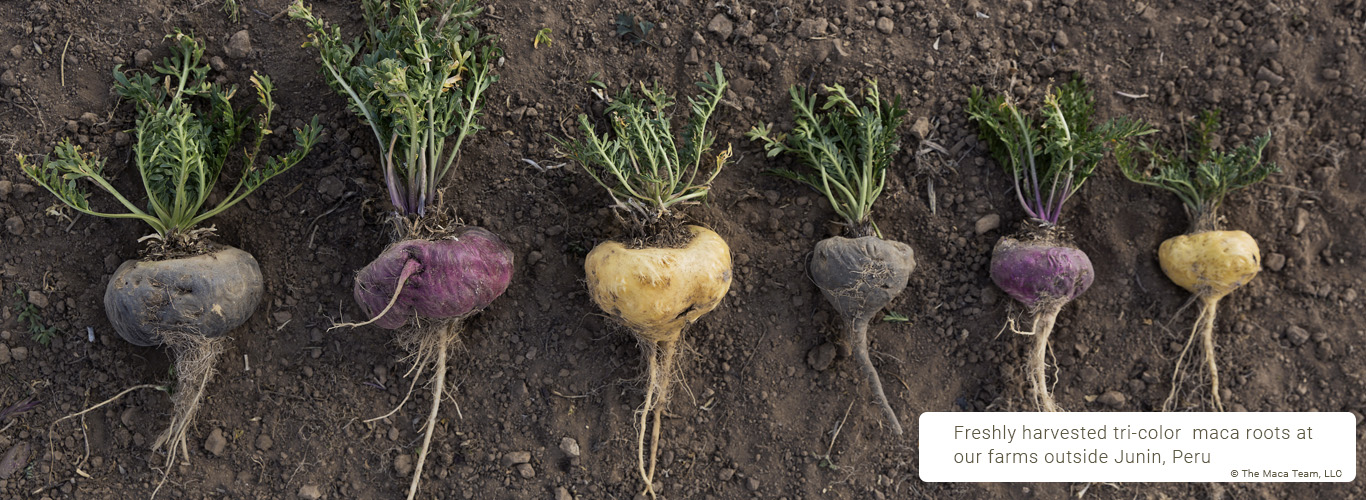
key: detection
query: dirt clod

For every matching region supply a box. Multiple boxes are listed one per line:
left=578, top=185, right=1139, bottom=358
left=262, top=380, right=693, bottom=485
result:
left=298, top=484, right=322, bottom=500
left=806, top=342, right=838, bottom=371
left=224, top=30, right=252, bottom=59
left=707, top=14, right=734, bottom=40
left=974, top=214, right=1001, bottom=235
left=516, top=463, right=536, bottom=478
left=204, top=428, right=226, bottom=457
left=134, top=48, right=153, bottom=67
left=5, top=216, right=23, bottom=236
left=394, top=454, right=414, bottom=476
left=255, top=433, right=273, bottom=451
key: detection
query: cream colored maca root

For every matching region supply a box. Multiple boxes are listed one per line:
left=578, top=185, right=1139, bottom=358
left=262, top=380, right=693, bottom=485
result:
left=585, top=225, right=732, bottom=343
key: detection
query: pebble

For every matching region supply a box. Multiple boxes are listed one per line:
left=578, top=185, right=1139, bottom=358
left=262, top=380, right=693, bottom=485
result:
left=806, top=343, right=838, bottom=371
left=114, top=131, right=131, bottom=147
left=684, top=47, right=699, bottom=65
left=1255, top=66, right=1284, bottom=86
left=134, top=49, right=153, bottom=68
left=876, top=17, right=895, bottom=34
left=205, top=428, right=227, bottom=457
left=394, top=454, right=414, bottom=476
left=1322, top=68, right=1340, bottom=81
left=298, top=484, right=322, bottom=500
left=501, top=451, right=531, bottom=466
left=0, top=180, right=9, bottom=199
left=559, top=437, right=581, bottom=458
left=974, top=214, right=1001, bottom=235
left=0, top=344, right=9, bottom=364
left=4, top=216, right=22, bottom=236
left=209, top=56, right=227, bottom=72
left=516, top=463, right=536, bottom=478
left=225, top=30, right=252, bottom=59
left=255, top=433, right=274, bottom=451
left=1097, top=390, right=1126, bottom=407
left=27, top=291, right=47, bottom=308
left=707, top=14, right=734, bottom=39
left=8, top=45, right=19, bottom=58
left=554, top=487, right=574, bottom=500
left=0, top=69, right=17, bottom=87
left=10, top=347, right=26, bottom=362
left=747, top=476, right=761, bottom=491
left=1265, top=252, right=1286, bottom=272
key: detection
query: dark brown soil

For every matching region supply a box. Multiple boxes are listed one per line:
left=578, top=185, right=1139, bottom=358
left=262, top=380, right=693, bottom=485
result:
left=1, top=0, right=1364, bottom=499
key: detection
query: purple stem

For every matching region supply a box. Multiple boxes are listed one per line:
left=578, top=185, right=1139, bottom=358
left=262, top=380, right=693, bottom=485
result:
left=1049, top=176, right=1074, bottom=224
left=384, top=133, right=409, bottom=214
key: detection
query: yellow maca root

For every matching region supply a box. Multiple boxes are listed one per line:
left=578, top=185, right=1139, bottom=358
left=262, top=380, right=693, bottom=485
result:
left=585, top=225, right=733, bottom=342
left=1158, top=230, right=1261, bottom=411
left=1159, top=230, right=1261, bottom=298
left=584, top=225, right=732, bottom=497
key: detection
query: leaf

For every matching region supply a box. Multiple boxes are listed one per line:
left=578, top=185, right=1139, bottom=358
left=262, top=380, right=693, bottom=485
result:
left=614, top=13, right=655, bottom=44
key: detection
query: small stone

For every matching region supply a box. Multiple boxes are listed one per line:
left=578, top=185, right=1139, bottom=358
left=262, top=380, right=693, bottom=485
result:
left=0, top=69, right=17, bottom=87
left=225, top=30, right=253, bottom=59
left=298, top=484, right=322, bottom=500
left=707, top=14, right=734, bottom=39
left=747, top=476, right=761, bottom=491
left=515, top=463, right=536, bottom=478
left=114, top=131, right=131, bottom=147
left=1255, top=66, right=1284, bottom=86
left=204, top=428, right=227, bottom=457
left=5, top=216, right=24, bottom=236
left=0, top=180, right=10, bottom=199
left=79, top=112, right=99, bottom=127
left=8, top=45, right=20, bottom=58
left=876, top=17, right=894, bottom=34
left=134, top=49, right=153, bottom=68
left=807, top=343, right=838, bottom=371
left=1286, top=325, right=1310, bottom=346
left=718, top=468, right=736, bottom=481
left=1097, top=390, right=1126, bottom=407
left=209, top=56, right=227, bottom=72
left=559, top=437, right=581, bottom=458
left=1053, top=30, right=1069, bottom=47
left=0, top=344, right=10, bottom=365
left=1322, top=68, right=1341, bottom=81
left=394, top=454, right=414, bottom=476
left=501, top=451, right=531, bottom=466
left=255, top=433, right=274, bottom=451
left=1265, top=253, right=1286, bottom=272
left=554, top=487, right=573, bottom=500
left=10, top=347, right=26, bottom=362
left=910, top=116, right=931, bottom=141
left=974, top=214, right=1001, bottom=235
left=26, top=291, right=47, bottom=308
left=684, top=47, right=699, bottom=65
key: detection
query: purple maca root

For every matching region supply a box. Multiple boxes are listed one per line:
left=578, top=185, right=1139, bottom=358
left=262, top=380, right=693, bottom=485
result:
left=989, top=236, right=1094, bottom=412
left=989, top=237, right=1094, bottom=310
left=353, top=226, right=514, bottom=329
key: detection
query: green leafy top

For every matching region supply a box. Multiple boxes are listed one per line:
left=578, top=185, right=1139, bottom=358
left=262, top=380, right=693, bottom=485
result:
left=19, top=31, right=319, bottom=241
left=966, top=78, right=1155, bottom=226
left=557, top=63, right=730, bottom=225
left=290, top=0, right=499, bottom=217
left=746, top=80, right=906, bottom=236
left=1116, top=110, right=1278, bottom=232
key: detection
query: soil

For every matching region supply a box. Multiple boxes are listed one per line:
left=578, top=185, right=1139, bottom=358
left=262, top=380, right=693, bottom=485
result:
left=1, top=0, right=1364, bottom=499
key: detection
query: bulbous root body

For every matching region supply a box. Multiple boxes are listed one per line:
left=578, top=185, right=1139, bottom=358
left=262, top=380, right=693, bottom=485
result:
left=100, top=244, right=260, bottom=497
left=989, top=236, right=1094, bottom=412
left=809, top=235, right=915, bottom=435
left=1158, top=230, right=1260, bottom=412
left=584, top=225, right=732, bottom=497
left=349, top=225, right=513, bottom=500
